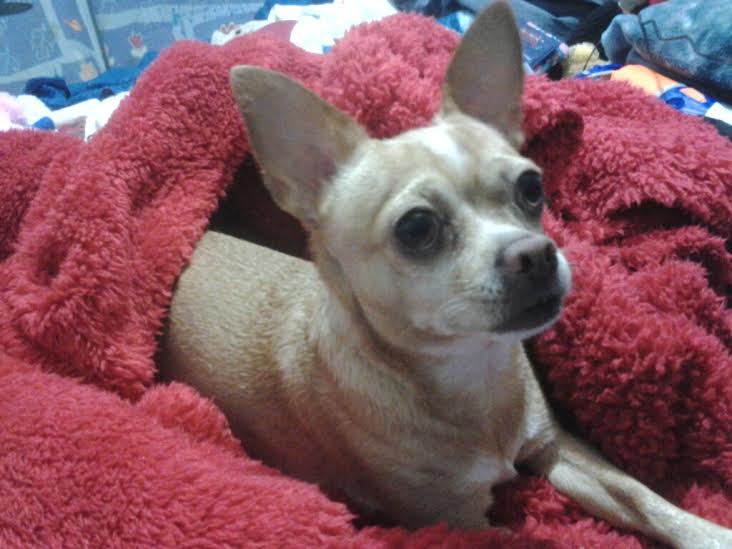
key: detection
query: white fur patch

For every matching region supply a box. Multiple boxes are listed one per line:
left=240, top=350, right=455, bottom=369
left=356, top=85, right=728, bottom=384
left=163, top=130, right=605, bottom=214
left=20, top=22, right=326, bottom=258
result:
left=429, top=336, right=512, bottom=393
left=460, top=455, right=516, bottom=492
left=399, top=126, right=466, bottom=176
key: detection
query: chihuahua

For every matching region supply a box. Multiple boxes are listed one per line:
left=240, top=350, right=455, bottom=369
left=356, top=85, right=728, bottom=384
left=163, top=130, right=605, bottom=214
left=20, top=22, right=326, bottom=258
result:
left=159, top=2, right=732, bottom=546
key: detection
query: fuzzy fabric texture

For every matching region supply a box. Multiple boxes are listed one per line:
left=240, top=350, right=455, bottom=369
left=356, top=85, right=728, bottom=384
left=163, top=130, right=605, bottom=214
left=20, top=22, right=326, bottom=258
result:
left=1, top=13, right=731, bottom=548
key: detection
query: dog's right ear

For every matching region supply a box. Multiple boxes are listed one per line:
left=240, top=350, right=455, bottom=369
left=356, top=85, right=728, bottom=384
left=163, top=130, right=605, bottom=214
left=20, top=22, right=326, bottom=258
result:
left=230, top=66, right=367, bottom=228
left=442, top=0, right=525, bottom=147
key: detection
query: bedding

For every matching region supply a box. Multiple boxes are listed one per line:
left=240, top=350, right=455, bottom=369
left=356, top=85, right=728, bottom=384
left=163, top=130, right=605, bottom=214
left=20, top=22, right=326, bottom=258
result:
left=1, top=13, right=731, bottom=547
left=0, top=0, right=262, bottom=94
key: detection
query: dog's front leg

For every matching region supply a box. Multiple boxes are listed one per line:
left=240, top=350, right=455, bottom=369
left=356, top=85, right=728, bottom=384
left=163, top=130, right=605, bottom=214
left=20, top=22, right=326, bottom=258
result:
left=528, top=430, right=732, bottom=548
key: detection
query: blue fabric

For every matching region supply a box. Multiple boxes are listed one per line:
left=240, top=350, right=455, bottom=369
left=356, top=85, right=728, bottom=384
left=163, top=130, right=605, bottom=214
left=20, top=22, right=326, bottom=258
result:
left=1, top=1, right=262, bottom=95
left=458, top=0, right=605, bottom=42
left=601, top=0, right=732, bottom=98
left=254, top=0, right=333, bottom=20
left=391, top=0, right=460, bottom=17
left=23, top=51, right=157, bottom=110
left=436, top=10, right=473, bottom=33
left=0, top=1, right=104, bottom=94
left=32, top=116, right=55, bottom=130
left=22, top=78, right=71, bottom=105
left=88, top=1, right=261, bottom=71
left=397, top=1, right=607, bottom=49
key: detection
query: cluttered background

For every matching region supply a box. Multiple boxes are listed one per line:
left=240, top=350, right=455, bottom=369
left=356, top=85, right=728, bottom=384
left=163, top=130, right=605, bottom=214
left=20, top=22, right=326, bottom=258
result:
left=1, top=0, right=730, bottom=141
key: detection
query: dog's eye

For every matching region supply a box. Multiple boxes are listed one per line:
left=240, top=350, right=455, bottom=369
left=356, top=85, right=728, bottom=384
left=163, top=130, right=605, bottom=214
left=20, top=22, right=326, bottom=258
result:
left=516, top=170, right=544, bottom=213
left=394, top=208, right=442, bottom=256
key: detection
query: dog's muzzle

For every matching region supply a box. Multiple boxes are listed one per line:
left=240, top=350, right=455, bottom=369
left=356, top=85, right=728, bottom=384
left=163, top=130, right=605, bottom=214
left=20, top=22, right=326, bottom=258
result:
left=493, top=235, right=567, bottom=333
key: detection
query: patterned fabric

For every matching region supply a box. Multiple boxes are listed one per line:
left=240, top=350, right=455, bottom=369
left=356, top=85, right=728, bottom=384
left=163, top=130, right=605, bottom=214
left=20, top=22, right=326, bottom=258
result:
left=0, top=0, right=261, bottom=94
left=601, top=0, right=732, bottom=99
left=0, top=1, right=103, bottom=94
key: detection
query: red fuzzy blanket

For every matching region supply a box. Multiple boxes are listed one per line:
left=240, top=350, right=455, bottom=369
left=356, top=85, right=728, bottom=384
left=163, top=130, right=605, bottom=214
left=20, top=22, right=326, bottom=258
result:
left=1, top=14, right=731, bottom=548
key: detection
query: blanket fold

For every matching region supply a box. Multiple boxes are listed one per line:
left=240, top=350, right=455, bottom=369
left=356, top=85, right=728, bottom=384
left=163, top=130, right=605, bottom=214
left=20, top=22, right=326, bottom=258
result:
left=1, top=13, right=731, bottom=547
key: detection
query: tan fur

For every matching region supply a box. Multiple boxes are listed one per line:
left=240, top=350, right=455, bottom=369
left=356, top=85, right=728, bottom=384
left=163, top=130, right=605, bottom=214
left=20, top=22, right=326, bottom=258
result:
left=158, top=2, right=732, bottom=546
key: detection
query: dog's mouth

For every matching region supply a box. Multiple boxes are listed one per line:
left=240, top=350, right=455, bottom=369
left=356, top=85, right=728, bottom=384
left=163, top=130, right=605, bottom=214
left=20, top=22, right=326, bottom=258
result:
left=494, top=292, right=563, bottom=333
left=524, top=292, right=562, bottom=319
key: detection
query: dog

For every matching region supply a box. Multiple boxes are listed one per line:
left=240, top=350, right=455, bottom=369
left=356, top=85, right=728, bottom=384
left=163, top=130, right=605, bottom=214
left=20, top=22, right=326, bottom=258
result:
left=158, top=2, right=732, bottom=546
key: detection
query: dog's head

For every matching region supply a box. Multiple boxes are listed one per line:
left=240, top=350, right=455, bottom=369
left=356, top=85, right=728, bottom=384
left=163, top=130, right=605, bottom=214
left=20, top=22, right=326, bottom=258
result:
left=230, top=1, right=571, bottom=351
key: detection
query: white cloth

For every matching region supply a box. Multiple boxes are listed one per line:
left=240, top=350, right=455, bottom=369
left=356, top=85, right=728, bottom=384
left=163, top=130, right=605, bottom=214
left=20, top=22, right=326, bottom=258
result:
left=15, top=94, right=53, bottom=125
left=705, top=101, right=732, bottom=127
left=210, top=0, right=397, bottom=53
left=0, top=92, right=26, bottom=131
left=44, top=94, right=130, bottom=140
left=211, top=20, right=272, bottom=46
left=3, top=91, right=129, bottom=140
left=270, top=0, right=397, bottom=53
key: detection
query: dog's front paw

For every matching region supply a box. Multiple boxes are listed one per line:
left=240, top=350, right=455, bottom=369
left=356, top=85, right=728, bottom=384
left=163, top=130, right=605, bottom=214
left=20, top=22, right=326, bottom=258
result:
left=677, top=522, right=732, bottom=549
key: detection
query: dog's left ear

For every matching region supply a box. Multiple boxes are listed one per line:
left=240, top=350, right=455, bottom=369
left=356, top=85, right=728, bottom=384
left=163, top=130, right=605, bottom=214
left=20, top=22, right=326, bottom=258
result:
left=230, top=66, right=367, bottom=228
left=442, top=0, right=525, bottom=147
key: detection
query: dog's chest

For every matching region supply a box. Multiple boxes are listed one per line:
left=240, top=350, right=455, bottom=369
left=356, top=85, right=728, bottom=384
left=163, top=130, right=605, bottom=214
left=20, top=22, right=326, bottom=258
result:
left=422, top=392, right=524, bottom=490
left=388, top=352, right=527, bottom=493
left=421, top=344, right=528, bottom=482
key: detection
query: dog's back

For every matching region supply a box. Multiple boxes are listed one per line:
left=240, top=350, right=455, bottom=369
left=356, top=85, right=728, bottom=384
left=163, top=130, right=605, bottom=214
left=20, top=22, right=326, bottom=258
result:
left=158, top=232, right=328, bottom=473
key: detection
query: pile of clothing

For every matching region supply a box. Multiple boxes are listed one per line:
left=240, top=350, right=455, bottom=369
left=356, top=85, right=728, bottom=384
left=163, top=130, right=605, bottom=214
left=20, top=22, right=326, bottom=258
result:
left=217, top=0, right=732, bottom=139
left=0, top=53, right=156, bottom=141
left=3, top=0, right=730, bottom=141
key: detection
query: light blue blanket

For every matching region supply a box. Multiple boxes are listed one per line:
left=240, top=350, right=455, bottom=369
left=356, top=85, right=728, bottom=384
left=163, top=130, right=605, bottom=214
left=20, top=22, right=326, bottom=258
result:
left=602, top=0, right=732, bottom=98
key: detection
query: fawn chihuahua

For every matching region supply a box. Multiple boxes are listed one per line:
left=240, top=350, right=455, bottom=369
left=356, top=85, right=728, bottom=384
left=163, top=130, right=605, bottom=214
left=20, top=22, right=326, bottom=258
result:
left=159, top=2, right=732, bottom=546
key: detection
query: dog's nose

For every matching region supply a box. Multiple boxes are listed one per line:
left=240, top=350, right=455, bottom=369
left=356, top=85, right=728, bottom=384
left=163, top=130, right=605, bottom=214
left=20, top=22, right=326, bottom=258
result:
left=497, top=235, right=557, bottom=282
